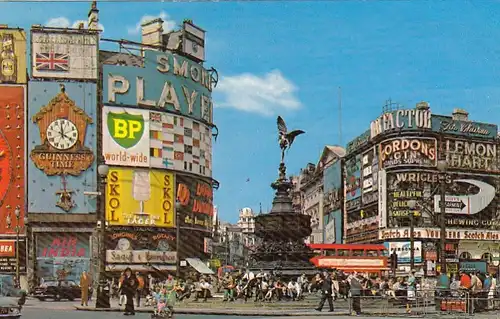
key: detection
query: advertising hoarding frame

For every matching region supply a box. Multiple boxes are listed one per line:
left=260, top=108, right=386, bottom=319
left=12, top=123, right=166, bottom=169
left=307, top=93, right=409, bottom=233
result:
left=105, top=167, right=175, bottom=228
left=27, top=81, right=97, bottom=214
left=379, top=137, right=437, bottom=169
left=432, top=115, right=498, bottom=139
left=30, top=28, right=99, bottom=81
left=0, top=85, right=26, bottom=234
left=175, top=174, right=213, bottom=232
left=0, top=29, right=27, bottom=84
left=102, top=106, right=150, bottom=167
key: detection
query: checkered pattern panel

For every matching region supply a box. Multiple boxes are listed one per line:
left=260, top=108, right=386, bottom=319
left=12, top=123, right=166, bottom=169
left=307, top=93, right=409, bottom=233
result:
left=149, top=112, right=212, bottom=177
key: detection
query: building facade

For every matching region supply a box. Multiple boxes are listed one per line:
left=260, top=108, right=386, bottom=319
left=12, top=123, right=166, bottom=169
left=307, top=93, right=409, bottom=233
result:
left=345, top=102, right=500, bottom=275
left=0, top=3, right=218, bottom=289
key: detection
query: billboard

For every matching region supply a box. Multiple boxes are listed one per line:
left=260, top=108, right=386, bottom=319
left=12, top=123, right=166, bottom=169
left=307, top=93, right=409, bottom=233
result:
left=0, top=86, right=25, bottom=233
left=103, top=50, right=214, bottom=124
left=386, top=170, right=498, bottom=229
left=386, top=241, right=422, bottom=264
left=379, top=137, right=437, bottom=169
left=323, top=210, right=342, bottom=244
left=102, top=106, right=150, bottom=167
left=323, top=160, right=342, bottom=212
left=370, top=108, right=431, bottom=139
left=106, top=230, right=176, bottom=265
left=36, top=233, right=90, bottom=284
left=31, top=29, right=98, bottom=80
left=432, top=115, right=497, bottom=139
left=27, top=81, right=96, bottom=213
left=361, top=147, right=379, bottom=204
left=0, top=240, right=26, bottom=273
left=176, top=174, right=213, bottom=232
left=150, top=112, right=213, bottom=178
left=0, top=29, right=27, bottom=84
left=345, top=154, right=361, bottom=205
left=442, top=138, right=498, bottom=173
left=105, top=167, right=175, bottom=228
left=346, top=130, right=370, bottom=155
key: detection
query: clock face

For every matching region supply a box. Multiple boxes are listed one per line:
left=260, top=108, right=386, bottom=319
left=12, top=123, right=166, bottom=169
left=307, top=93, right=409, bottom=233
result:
left=47, top=119, right=79, bottom=150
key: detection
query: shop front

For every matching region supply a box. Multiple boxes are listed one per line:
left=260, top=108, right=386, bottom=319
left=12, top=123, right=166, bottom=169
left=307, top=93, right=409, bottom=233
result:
left=35, top=233, right=91, bottom=285
left=105, top=227, right=177, bottom=277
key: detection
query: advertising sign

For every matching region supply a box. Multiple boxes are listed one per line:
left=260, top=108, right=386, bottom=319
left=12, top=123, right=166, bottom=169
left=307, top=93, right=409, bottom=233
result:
left=0, top=240, right=26, bottom=273
left=36, top=233, right=90, bottom=283
left=370, top=109, right=431, bottom=139
left=345, top=155, right=361, bottom=203
left=361, top=147, right=379, bottom=205
left=379, top=227, right=500, bottom=241
left=106, top=230, right=177, bottom=265
left=379, top=137, right=437, bottom=169
left=433, top=173, right=499, bottom=229
left=443, top=139, right=498, bottom=172
left=176, top=174, right=213, bottom=231
left=346, top=130, right=370, bottom=155
left=378, top=169, right=387, bottom=228
left=103, top=50, right=214, bottom=124
left=432, top=115, right=497, bottom=139
left=105, top=167, right=175, bottom=227
left=0, top=29, right=27, bottom=84
left=28, top=81, right=96, bottom=213
left=150, top=112, right=213, bottom=178
left=102, top=106, right=150, bottom=167
left=386, top=241, right=422, bottom=263
left=0, top=86, right=25, bottom=233
left=323, top=160, right=342, bottom=212
left=323, top=210, right=342, bottom=244
left=31, top=29, right=98, bottom=80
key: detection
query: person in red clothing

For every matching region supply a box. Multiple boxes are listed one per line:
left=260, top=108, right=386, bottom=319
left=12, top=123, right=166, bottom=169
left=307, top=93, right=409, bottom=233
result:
left=459, top=271, right=471, bottom=290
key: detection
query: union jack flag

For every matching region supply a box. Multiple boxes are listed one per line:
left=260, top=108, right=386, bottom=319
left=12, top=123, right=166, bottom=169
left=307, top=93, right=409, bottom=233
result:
left=35, top=52, right=69, bottom=72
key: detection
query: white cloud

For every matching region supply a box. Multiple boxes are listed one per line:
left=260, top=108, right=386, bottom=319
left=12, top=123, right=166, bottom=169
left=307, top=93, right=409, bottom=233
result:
left=127, top=11, right=176, bottom=36
left=45, top=17, right=105, bottom=32
left=215, top=70, right=302, bottom=116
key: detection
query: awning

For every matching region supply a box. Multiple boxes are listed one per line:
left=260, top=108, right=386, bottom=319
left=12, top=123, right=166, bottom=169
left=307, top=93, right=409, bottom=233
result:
left=185, top=258, right=214, bottom=275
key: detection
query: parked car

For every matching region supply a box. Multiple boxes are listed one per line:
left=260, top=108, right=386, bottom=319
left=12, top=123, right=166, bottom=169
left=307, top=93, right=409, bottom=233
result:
left=33, top=280, right=81, bottom=301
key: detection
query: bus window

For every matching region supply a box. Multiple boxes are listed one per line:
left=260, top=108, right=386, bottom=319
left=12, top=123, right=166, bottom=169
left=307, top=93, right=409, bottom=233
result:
left=366, top=250, right=379, bottom=257
left=352, top=249, right=364, bottom=257
left=337, top=249, right=349, bottom=256
left=325, top=249, right=336, bottom=256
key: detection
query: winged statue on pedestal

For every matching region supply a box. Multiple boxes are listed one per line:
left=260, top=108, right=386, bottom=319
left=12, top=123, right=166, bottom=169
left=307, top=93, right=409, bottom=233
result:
left=277, top=116, right=305, bottom=164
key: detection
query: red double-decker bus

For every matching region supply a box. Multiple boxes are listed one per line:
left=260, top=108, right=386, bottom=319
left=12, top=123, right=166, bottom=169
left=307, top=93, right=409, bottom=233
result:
left=308, top=243, right=389, bottom=275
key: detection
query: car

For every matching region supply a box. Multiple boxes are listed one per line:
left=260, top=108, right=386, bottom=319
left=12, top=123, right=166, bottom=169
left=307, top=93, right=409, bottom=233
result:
left=33, top=280, right=81, bottom=301
left=0, top=297, right=22, bottom=319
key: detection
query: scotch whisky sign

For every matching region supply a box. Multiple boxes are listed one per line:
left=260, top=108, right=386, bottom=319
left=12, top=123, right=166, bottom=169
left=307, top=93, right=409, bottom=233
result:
left=30, top=84, right=94, bottom=176
left=0, top=29, right=27, bottom=84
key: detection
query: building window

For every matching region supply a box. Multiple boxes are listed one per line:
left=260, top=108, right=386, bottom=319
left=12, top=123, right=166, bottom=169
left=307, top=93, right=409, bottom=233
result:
left=481, top=253, right=493, bottom=263
left=459, top=252, right=472, bottom=260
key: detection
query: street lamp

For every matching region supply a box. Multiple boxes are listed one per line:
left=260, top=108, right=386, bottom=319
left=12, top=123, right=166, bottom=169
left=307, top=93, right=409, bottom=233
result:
left=96, top=164, right=109, bottom=308
left=175, top=199, right=181, bottom=278
left=437, top=159, right=448, bottom=273
left=6, top=206, right=26, bottom=288
left=407, top=199, right=417, bottom=270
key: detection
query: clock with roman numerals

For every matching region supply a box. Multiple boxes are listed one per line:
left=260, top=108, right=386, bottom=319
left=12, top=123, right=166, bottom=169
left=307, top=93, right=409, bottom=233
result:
left=47, top=119, right=79, bottom=150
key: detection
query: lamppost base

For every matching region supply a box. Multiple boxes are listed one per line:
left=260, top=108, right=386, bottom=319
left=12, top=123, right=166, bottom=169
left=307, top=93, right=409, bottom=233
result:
left=95, top=278, right=110, bottom=309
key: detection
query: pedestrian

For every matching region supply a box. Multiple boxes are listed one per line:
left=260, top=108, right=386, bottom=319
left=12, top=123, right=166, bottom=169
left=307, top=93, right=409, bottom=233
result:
left=122, top=268, right=138, bottom=316
left=136, top=272, right=144, bottom=307
left=349, top=273, right=362, bottom=316
left=118, top=272, right=127, bottom=307
left=407, top=270, right=417, bottom=314
left=80, top=271, right=90, bottom=307
left=315, top=272, right=334, bottom=312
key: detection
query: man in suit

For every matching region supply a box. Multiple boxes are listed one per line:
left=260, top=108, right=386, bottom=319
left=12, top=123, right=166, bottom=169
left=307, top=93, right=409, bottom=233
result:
left=315, top=272, right=334, bottom=312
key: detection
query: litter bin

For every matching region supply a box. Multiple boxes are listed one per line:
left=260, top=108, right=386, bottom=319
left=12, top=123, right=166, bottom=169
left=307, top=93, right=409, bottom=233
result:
left=96, top=279, right=110, bottom=308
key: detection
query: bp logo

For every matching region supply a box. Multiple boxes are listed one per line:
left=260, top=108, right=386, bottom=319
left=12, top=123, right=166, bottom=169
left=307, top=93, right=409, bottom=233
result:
left=107, top=111, right=145, bottom=149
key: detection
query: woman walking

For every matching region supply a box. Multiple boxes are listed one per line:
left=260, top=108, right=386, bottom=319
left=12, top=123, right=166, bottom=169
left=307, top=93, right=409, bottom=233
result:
left=80, top=271, right=90, bottom=306
left=122, top=268, right=138, bottom=316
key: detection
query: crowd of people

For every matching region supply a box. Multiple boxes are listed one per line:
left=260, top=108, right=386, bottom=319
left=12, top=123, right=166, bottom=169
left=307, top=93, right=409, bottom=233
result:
left=103, top=267, right=500, bottom=316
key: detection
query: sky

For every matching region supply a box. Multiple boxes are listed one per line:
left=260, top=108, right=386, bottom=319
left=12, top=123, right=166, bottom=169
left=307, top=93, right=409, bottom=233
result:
left=3, top=0, right=500, bottom=223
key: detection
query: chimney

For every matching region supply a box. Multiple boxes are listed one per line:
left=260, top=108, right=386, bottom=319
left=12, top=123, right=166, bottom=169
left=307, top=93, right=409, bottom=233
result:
left=452, top=108, right=469, bottom=121
left=416, top=101, right=430, bottom=111
left=88, top=1, right=99, bottom=31
left=141, top=18, right=163, bottom=49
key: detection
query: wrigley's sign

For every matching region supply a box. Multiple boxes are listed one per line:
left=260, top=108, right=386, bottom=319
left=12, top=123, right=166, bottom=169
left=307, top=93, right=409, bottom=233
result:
left=379, top=228, right=500, bottom=241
